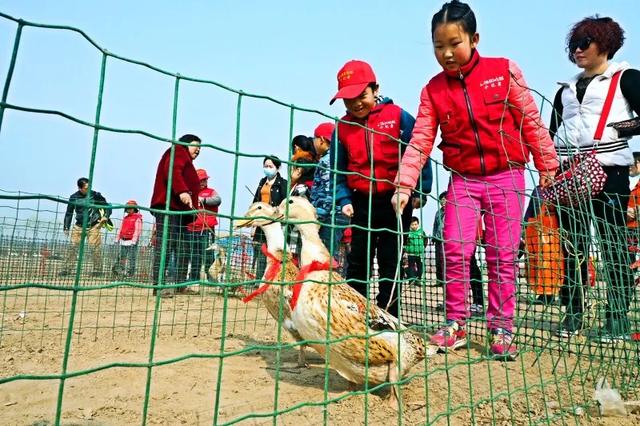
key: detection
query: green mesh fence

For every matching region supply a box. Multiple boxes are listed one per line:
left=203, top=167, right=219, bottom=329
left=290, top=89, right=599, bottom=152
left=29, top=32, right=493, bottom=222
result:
left=1, top=12, right=640, bottom=426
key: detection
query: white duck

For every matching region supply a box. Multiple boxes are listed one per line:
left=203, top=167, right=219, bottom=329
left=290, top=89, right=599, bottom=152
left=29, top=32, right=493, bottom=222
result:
left=274, top=196, right=435, bottom=407
left=206, top=243, right=227, bottom=282
left=235, top=201, right=308, bottom=367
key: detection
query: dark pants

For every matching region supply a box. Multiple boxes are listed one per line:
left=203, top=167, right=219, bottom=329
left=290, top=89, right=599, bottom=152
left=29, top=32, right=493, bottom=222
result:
left=469, top=249, right=483, bottom=306
left=347, top=192, right=412, bottom=317
left=435, top=242, right=483, bottom=304
left=152, top=212, right=192, bottom=285
left=406, top=255, right=423, bottom=282
left=318, top=213, right=349, bottom=255
left=318, top=212, right=350, bottom=274
left=113, top=244, right=138, bottom=276
left=252, top=231, right=268, bottom=280
left=435, top=242, right=445, bottom=286
left=556, top=166, right=633, bottom=332
left=187, top=230, right=216, bottom=281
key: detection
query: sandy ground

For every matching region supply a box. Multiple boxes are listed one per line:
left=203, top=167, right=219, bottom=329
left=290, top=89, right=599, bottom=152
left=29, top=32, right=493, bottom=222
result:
left=1, top=283, right=639, bottom=426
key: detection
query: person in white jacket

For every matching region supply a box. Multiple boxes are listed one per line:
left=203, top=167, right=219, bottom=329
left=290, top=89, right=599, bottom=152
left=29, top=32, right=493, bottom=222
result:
left=549, top=16, right=640, bottom=341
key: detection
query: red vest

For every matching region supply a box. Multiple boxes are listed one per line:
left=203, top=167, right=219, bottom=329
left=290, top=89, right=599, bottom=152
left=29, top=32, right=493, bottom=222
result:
left=428, top=52, right=528, bottom=175
left=187, top=187, right=219, bottom=232
left=338, top=103, right=404, bottom=194
left=119, top=213, right=142, bottom=240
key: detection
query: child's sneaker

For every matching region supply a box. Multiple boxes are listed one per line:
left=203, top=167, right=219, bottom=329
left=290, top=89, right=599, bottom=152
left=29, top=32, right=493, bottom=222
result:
left=470, top=304, right=484, bottom=318
left=592, top=332, right=629, bottom=344
left=590, top=318, right=630, bottom=344
left=554, top=314, right=582, bottom=338
left=533, top=294, right=556, bottom=306
left=489, top=328, right=517, bottom=361
left=430, top=320, right=467, bottom=351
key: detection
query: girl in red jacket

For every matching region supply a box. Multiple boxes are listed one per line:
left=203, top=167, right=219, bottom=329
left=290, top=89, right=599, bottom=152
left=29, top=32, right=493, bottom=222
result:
left=392, top=0, right=559, bottom=359
left=113, top=200, right=144, bottom=278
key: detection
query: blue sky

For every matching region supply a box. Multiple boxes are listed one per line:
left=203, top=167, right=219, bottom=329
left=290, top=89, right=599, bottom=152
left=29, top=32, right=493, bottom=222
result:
left=0, top=1, right=639, bottom=232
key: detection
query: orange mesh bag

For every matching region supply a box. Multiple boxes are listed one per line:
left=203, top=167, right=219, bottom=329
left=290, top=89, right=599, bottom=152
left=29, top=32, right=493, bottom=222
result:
left=525, top=203, right=564, bottom=296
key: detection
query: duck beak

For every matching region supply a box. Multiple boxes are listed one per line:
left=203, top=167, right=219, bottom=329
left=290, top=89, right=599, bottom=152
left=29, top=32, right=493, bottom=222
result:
left=233, top=217, right=254, bottom=229
left=270, top=206, right=285, bottom=222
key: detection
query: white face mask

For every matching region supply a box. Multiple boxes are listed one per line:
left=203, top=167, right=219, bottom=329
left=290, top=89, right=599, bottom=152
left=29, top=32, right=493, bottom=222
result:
left=263, top=167, right=277, bottom=178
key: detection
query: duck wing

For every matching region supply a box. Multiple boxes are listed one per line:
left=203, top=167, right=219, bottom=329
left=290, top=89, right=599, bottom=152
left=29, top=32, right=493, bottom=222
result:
left=330, top=280, right=401, bottom=333
left=367, top=308, right=400, bottom=333
left=298, top=273, right=400, bottom=366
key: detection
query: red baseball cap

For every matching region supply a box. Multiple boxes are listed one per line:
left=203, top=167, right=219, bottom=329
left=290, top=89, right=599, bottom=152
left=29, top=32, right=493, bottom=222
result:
left=125, top=200, right=139, bottom=212
left=330, top=60, right=377, bottom=105
left=314, top=122, right=335, bottom=141
left=196, top=169, right=210, bottom=180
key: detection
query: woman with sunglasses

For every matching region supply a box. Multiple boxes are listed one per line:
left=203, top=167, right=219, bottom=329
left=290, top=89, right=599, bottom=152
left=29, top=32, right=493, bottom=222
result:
left=549, top=16, right=640, bottom=341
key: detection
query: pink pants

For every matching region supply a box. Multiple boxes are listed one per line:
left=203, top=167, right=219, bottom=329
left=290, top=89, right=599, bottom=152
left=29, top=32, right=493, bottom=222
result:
left=443, top=168, right=525, bottom=331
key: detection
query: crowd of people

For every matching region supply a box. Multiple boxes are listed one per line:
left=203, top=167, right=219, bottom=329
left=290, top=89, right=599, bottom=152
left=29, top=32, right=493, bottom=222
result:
left=61, top=134, right=222, bottom=298
left=59, top=0, right=639, bottom=360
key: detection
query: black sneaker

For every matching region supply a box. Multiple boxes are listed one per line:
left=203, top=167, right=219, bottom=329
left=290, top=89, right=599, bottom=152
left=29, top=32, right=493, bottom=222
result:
left=593, top=332, right=629, bottom=344
left=470, top=304, right=484, bottom=318
left=555, top=326, right=579, bottom=338
left=176, top=287, right=199, bottom=295
left=535, top=294, right=556, bottom=306
left=555, top=315, right=582, bottom=338
left=591, top=319, right=630, bottom=343
left=152, top=288, right=174, bottom=298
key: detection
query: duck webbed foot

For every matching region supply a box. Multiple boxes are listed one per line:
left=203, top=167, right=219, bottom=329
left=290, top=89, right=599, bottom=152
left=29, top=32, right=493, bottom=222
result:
left=297, top=345, right=309, bottom=368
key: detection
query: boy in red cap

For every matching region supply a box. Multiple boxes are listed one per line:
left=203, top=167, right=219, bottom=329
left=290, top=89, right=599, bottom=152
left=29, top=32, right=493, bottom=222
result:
left=329, top=60, right=432, bottom=317
left=186, top=168, right=221, bottom=283
left=112, top=200, right=143, bottom=278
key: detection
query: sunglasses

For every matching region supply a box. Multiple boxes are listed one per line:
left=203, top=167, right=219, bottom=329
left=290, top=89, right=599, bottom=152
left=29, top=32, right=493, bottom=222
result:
left=569, top=36, right=592, bottom=53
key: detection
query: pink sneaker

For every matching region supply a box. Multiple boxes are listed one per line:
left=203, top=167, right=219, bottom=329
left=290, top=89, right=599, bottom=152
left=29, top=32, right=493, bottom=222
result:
left=490, top=328, right=517, bottom=360
left=430, top=321, right=467, bottom=351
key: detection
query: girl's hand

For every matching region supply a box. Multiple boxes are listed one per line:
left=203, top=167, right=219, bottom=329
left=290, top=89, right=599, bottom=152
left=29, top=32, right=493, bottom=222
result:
left=342, top=204, right=354, bottom=218
left=539, top=170, right=557, bottom=188
left=391, top=192, right=410, bottom=215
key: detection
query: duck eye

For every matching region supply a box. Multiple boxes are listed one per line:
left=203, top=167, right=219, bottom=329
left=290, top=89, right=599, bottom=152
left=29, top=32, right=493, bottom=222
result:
left=257, top=206, right=262, bottom=210
left=288, top=200, right=293, bottom=204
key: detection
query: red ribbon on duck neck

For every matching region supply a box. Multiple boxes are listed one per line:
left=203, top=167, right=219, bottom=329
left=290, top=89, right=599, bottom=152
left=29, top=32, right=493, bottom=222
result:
left=242, top=244, right=281, bottom=303
left=289, top=259, right=339, bottom=311
left=242, top=244, right=298, bottom=303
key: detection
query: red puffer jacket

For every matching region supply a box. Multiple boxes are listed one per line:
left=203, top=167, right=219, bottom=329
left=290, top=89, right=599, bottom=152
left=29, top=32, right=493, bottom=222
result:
left=187, top=187, right=219, bottom=232
left=150, top=145, right=200, bottom=211
left=338, top=102, right=406, bottom=194
left=395, top=50, right=558, bottom=194
left=118, top=212, right=143, bottom=242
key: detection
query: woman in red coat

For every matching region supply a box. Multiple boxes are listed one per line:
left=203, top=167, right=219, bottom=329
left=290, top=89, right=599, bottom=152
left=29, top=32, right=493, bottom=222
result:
left=150, top=134, right=201, bottom=297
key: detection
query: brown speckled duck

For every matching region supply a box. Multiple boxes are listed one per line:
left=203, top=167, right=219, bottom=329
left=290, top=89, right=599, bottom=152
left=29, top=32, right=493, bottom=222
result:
left=235, top=201, right=307, bottom=367
left=274, top=196, right=436, bottom=407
